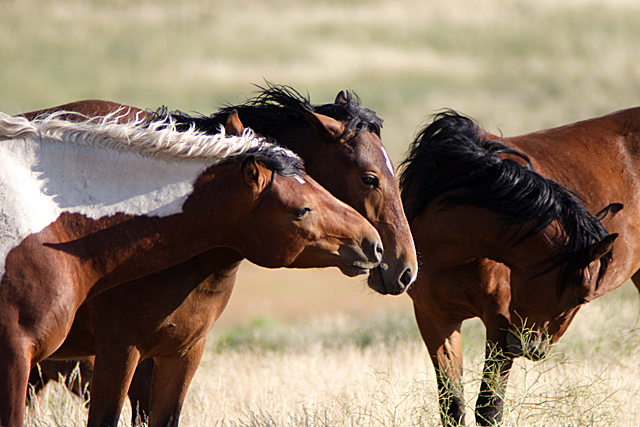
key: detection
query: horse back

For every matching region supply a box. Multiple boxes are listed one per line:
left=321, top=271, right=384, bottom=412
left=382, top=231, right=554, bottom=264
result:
left=21, top=100, right=147, bottom=123
left=504, top=106, right=640, bottom=288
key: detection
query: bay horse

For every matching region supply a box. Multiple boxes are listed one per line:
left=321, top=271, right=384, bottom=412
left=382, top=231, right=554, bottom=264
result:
left=399, top=108, right=640, bottom=426
left=0, top=111, right=384, bottom=427
left=24, top=85, right=417, bottom=427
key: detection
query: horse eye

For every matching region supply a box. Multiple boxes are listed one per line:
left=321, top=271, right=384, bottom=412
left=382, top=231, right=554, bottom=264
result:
left=361, top=174, right=379, bottom=188
left=294, top=207, right=311, bottom=219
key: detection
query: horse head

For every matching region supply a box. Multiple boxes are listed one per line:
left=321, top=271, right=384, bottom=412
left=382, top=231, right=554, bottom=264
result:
left=281, top=90, right=417, bottom=295
left=505, top=227, right=618, bottom=361
left=184, top=150, right=383, bottom=277
left=165, top=86, right=418, bottom=295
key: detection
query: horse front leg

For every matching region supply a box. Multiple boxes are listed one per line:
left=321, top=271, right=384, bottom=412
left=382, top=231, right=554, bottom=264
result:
left=413, top=303, right=466, bottom=426
left=87, top=346, right=141, bottom=427
left=474, top=346, right=513, bottom=426
left=148, top=338, right=207, bottom=427
left=0, top=338, right=32, bottom=427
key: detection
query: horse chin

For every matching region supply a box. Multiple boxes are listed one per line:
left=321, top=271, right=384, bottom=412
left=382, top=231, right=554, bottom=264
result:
left=338, top=265, right=371, bottom=278
left=505, top=330, right=549, bottom=361
left=366, top=265, right=405, bottom=296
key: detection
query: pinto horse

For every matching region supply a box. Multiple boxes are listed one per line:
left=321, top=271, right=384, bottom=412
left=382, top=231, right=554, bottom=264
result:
left=399, top=109, right=638, bottom=426
left=0, top=112, right=384, bottom=427
left=24, top=86, right=417, bottom=427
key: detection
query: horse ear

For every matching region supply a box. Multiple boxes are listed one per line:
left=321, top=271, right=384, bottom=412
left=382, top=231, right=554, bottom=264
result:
left=225, top=110, right=244, bottom=136
left=335, top=91, right=348, bottom=105
left=588, top=233, right=618, bottom=262
left=595, top=203, right=623, bottom=221
left=241, top=156, right=260, bottom=188
left=301, top=110, right=346, bottom=141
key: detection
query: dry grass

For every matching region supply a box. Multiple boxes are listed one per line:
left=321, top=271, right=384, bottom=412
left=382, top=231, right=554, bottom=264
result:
left=6, top=0, right=640, bottom=425
left=26, top=283, right=640, bottom=426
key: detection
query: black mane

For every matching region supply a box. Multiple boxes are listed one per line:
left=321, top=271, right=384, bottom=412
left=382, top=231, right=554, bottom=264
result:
left=238, top=144, right=305, bottom=178
left=155, top=83, right=382, bottom=141
left=399, top=110, right=612, bottom=291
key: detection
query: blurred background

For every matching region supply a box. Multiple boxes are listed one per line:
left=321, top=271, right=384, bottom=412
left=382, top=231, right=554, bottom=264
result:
left=3, top=0, right=640, bottom=329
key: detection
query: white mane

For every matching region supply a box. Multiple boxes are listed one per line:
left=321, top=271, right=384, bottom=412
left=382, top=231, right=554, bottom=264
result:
left=0, top=109, right=282, bottom=163
left=0, top=109, right=304, bottom=279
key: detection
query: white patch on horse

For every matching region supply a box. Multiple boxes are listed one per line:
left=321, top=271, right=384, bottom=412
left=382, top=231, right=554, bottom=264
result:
left=0, top=111, right=296, bottom=278
left=295, top=176, right=306, bottom=185
left=380, top=146, right=395, bottom=176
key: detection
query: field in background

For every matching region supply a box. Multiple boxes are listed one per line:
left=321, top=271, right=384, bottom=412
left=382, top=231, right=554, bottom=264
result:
left=4, top=0, right=640, bottom=425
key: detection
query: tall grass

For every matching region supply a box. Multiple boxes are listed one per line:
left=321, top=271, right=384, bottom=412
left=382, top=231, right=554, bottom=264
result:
left=27, top=283, right=640, bottom=426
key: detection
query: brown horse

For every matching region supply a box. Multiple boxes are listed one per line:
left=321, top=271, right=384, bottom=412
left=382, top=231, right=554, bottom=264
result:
left=0, top=111, right=384, bottom=427
left=399, top=109, right=638, bottom=426
left=25, top=86, right=417, bottom=427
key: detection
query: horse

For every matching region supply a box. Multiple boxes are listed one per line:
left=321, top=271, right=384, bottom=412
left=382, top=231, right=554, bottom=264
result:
left=399, top=108, right=639, bottom=426
left=23, top=85, right=418, bottom=427
left=0, top=111, right=385, bottom=427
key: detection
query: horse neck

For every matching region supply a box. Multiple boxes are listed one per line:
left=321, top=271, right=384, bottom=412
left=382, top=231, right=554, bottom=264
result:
left=415, top=202, right=562, bottom=278
left=82, top=164, right=254, bottom=298
left=57, top=201, right=248, bottom=301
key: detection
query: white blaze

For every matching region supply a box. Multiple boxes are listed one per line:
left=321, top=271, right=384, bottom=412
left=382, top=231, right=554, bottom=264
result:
left=380, top=146, right=395, bottom=176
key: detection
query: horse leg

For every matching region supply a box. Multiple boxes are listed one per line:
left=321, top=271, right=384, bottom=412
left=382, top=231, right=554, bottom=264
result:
left=0, top=338, right=31, bottom=427
left=87, top=347, right=141, bottom=427
left=148, top=339, right=207, bottom=427
left=474, top=277, right=513, bottom=427
left=474, top=347, right=513, bottom=426
left=413, top=304, right=465, bottom=426
left=128, top=358, right=154, bottom=426
left=630, top=270, right=640, bottom=294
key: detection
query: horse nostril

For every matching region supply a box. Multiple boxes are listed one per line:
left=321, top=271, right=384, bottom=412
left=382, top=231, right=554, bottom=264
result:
left=373, top=242, right=383, bottom=263
left=399, top=267, right=414, bottom=288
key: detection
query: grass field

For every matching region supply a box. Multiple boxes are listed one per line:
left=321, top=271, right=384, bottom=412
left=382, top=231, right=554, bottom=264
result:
left=4, top=0, right=640, bottom=425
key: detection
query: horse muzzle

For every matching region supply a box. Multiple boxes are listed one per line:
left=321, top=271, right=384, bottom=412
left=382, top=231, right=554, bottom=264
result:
left=366, top=258, right=415, bottom=295
left=336, top=235, right=383, bottom=277
left=505, top=330, right=549, bottom=361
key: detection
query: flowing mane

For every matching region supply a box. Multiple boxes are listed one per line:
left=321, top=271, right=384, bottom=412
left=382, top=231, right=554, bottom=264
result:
left=399, top=110, right=612, bottom=290
left=0, top=111, right=303, bottom=174
left=157, top=83, right=383, bottom=140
